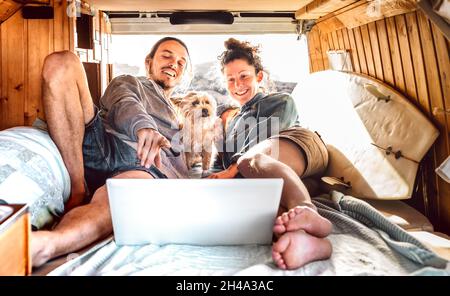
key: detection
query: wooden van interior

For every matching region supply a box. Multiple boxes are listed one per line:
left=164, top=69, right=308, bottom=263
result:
left=0, top=0, right=449, bottom=272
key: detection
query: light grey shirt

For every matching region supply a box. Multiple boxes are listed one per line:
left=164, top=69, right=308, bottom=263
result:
left=99, top=75, right=188, bottom=179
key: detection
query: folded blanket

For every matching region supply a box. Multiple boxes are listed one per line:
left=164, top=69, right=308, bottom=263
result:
left=0, top=121, right=70, bottom=229
left=49, top=191, right=449, bottom=276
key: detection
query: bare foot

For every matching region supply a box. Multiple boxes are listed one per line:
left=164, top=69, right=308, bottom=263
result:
left=272, top=230, right=332, bottom=270
left=273, top=206, right=332, bottom=238
left=30, top=231, right=55, bottom=267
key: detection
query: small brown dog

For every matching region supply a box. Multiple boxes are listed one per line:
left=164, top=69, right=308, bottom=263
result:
left=171, top=91, right=218, bottom=173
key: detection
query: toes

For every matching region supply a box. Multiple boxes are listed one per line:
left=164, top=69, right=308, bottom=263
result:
left=273, top=224, right=286, bottom=235
left=277, top=260, right=287, bottom=270
left=288, top=209, right=296, bottom=219
left=274, top=216, right=283, bottom=225
left=294, top=206, right=304, bottom=214
left=272, top=250, right=281, bottom=261
left=272, top=233, right=291, bottom=254
left=272, top=251, right=287, bottom=270
left=281, top=212, right=290, bottom=224
left=285, top=207, right=332, bottom=237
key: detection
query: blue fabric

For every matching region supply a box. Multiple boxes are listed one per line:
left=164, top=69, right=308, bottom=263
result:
left=83, top=108, right=167, bottom=195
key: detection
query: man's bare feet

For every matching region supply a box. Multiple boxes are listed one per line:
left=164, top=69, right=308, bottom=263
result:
left=272, top=206, right=333, bottom=270
left=31, top=231, right=55, bottom=267
left=273, top=206, right=332, bottom=238
left=272, top=230, right=332, bottom=270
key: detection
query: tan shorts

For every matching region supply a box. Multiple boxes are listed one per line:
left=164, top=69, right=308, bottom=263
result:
left=271, top=126, right=329, bottom=178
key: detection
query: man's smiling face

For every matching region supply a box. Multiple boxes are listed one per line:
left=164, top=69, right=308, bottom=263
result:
left=147, top=40, right=189, bottom=92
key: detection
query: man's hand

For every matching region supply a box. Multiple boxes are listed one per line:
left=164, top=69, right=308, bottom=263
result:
left=136, top=128, right=171, bottom=169
left=207, top=163, right=239, bottom=179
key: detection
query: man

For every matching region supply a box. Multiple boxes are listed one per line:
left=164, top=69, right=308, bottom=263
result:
left=32, top=37, right=191, bottom=267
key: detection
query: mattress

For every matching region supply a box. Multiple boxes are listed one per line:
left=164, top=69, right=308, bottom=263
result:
left=42, top=192, right=450, bottom=276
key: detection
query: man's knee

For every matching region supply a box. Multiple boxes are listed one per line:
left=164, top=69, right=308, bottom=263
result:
left=42, top=50, right=80, bottom=83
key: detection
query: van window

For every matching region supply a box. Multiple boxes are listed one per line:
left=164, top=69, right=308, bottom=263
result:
left=110, top=34, right=309, bottom=99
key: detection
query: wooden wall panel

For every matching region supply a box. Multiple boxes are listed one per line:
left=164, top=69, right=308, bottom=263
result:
left=335, top=1, right=416, bottom=29
left=367, top=22, right=383, bottom=80
left=1, top=12, right=26, bottom=128
left=360, top=24, right=375, bottom=77
left=0, top=1, right=73, bottom=129
left=353, top=27, right=368, bottom=74
left=0, top=0, right=21, bottom=23
left=347, top=28, right=361, bottom=73
left=386, top=17, right=406, bottom=94
left=307, top=11, right=450, bottom=233
left=395, top=14, right=417, bottom=102
left=376, top=19, right=394, bottom=86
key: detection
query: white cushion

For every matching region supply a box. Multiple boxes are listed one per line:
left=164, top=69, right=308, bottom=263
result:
left=292, top=70, right=439, bottom=199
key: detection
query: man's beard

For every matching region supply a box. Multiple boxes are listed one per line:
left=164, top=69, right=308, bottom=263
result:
left=150, top=66, right=174, bottom=91
left=154, top=79, right=170, bottom=91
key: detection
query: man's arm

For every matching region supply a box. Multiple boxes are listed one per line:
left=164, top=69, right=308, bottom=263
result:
left=101, top=76, right=159, bottom=141
left=100, top=76, right=169, bottom=168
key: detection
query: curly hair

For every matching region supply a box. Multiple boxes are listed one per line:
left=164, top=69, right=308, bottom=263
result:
left=218, top=38, right=264, bottom=74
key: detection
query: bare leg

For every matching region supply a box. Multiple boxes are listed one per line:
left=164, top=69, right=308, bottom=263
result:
left=237, top=139, right=313, bottom=211
left=31, top=170, right=153, bottom=267
left=236, top=139, right=332, bottom=270
left=41, top=51, right=94, bottom=210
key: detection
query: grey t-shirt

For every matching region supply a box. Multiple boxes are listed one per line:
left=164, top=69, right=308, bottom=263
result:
left=99, top=75, right=188, bottom=179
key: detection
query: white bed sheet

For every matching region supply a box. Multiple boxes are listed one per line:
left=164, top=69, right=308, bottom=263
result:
left=48, top=192, right=450, bottom=276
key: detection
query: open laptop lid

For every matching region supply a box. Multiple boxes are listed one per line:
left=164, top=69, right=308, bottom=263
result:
left=106, top=178, right=283, bottom=246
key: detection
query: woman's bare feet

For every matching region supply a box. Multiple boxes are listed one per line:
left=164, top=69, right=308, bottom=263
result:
left=272, top=206, right=333, bottom=270
left=272, top=230, right=332, bottom=270
left=30, top=231, right=55, bottom=267
left=273, top=206, right=332, bottom=237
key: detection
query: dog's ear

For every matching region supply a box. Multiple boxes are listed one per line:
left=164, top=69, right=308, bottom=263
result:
left=184, top=91, right=198, bottom=100
left=170, top=96, right=184, bottom=108
left=205, top=93, right=218, bottom=110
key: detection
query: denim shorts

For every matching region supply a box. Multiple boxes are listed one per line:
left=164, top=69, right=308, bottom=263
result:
left=83, top=108, right=167, bottom=195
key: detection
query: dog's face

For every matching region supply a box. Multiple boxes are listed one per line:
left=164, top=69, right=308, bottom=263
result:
left=171, top=91, right=217, bottom=121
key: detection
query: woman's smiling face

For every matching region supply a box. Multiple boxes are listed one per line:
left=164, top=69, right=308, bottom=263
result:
left=224, top=59, right=263, bottom=106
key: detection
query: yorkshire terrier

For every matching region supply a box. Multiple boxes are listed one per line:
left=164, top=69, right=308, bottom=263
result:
left=171, top=91, right=219, bottom=174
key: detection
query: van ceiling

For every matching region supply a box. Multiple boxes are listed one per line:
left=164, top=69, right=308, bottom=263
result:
left=86, top=0, right=312, bottom=12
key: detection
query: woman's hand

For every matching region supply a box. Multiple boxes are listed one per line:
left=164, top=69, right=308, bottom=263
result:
left=207, top=163, right=239, bottom=179
left=136, top=128, right=171, bottom=169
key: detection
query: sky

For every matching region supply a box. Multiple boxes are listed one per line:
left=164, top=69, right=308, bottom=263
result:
left=110, top=34, right=309, bottom=83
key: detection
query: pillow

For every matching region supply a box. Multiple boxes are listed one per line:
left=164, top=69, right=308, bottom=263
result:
left=0, top=121, right=70, bottom=229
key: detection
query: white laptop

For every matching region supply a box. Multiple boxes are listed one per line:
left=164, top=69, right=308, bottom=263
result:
left=106, top=178, right=283, bottom=246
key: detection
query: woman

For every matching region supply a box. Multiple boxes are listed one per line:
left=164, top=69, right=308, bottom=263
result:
left=209, top=38, right=332, bottom=270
